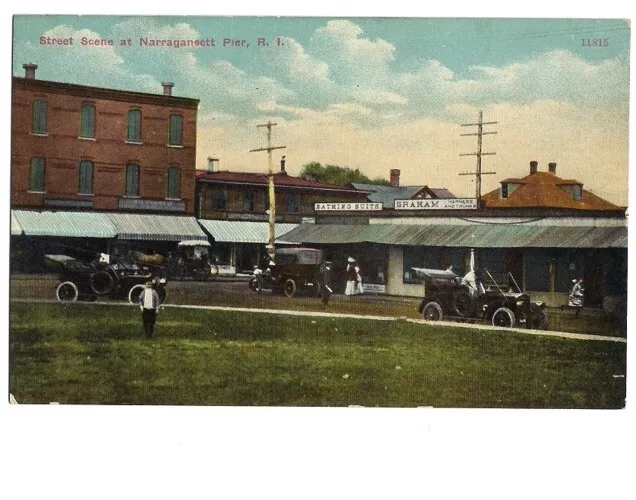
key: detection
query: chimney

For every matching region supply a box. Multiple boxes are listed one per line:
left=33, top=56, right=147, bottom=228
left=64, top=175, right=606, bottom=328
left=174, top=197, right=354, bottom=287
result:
left=23, top=63, right=38, bottom=79
left=207, top=157, right=219, bottom=173
left=161, top=81, right=174, bottom=96
left=548, top=162, right=557, bottom=174
left=529, top=161, right=538, bottom=175
left=390, top=168, right=401, bottom=187
left=280, top=155, right=287, bottom=174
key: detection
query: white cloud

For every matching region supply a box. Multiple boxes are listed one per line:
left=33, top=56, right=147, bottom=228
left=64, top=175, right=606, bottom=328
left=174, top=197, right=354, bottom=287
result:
left=310, top=20, right=396, bottom=84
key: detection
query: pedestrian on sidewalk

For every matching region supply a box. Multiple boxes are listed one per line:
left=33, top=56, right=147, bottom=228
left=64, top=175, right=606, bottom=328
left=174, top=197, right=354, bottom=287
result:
left=138, top=280, right=161, bottom=338
left=344, top=257, right=362, bottom=297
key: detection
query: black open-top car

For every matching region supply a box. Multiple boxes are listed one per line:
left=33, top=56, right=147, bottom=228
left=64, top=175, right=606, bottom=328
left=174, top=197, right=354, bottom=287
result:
left=45, top=253, right=167, bottom=304
left=249, top=247, right=326, bottom=297
left=413, top=267, right=548, bottom=330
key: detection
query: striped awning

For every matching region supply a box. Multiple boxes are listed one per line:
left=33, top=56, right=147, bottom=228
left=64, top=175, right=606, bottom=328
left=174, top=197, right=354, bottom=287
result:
left=198, top=220, right=299, bottom=243
left=11, top=211, right=23, bottom=235
left=279, top=223, right=628, bottom=248
left=11, top=210, right=117, bottom=238
left=107, top=213, right=207, bottom=241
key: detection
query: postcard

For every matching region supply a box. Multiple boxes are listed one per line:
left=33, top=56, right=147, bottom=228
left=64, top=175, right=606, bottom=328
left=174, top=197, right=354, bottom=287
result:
left=9, top=15, right=629, bottom=408
left=5, top=12, right=634, bottom=499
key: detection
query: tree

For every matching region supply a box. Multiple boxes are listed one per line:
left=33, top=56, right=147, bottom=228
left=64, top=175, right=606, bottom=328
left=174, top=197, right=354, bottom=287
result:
left=299, top=162, right=391, bottom=186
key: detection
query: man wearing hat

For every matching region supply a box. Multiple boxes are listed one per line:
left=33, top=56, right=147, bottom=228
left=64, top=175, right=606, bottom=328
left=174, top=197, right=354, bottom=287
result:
left=344, top=257, right=362, bottom=296
left=138, top=280, right=161, bottom=338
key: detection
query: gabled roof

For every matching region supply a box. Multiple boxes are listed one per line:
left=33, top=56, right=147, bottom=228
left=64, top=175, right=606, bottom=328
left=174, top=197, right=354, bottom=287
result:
left=197, top=170, right=366, bottom=194
left=482, top=171, right=620, bottom=211
left=352, top=183, right=455, bottom=208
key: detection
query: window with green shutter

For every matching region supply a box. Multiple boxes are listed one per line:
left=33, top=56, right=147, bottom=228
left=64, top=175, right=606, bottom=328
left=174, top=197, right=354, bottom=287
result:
left=78, top=160, right=94, bottom=194
left=127, top=109, right=142, bottom=142
left=79, top=104, right=95, bottom=138
left=32, top=98, right=47, bottom=134
left=169, top=114, right=183, bottom=146
left=166, top=166, right=181, bottom=199
left=125, top=163, right=139, bottom=197
left=28, top=157, right=45, bottom=192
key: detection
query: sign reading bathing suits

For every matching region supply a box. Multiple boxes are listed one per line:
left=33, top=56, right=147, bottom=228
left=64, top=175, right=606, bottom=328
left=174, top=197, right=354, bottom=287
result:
left=314, top=202, right=383, bottom=211
left=394, top=198, right=478, bottom=210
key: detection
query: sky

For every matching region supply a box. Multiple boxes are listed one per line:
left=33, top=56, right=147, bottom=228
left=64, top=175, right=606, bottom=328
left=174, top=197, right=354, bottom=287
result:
left=11, top=16, right=630, bottom=205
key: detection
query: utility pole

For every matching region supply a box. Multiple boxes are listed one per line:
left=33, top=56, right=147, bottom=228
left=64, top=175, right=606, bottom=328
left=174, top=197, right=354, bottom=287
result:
left=249, top=121, right=286, bottom=260
left=459, top=111, right=497, bottom=208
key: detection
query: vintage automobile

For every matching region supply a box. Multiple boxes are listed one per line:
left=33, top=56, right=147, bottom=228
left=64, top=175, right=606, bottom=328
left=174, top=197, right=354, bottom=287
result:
left=45, top=253, right=167, bottom=304
left=413, top=267, right=548, bottom=330
left=165, top=240, right=219, bottom=281
left=248, top=247, right=326, bottom=298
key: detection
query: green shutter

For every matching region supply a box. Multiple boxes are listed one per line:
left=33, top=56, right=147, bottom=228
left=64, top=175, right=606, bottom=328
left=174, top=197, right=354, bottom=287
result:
left=32, top=99, right=47, bottom=134
left=79, top=160, right=93, bottom=194
left=80, top=104, right=95, bottom=138
left=126, top=164, right=139, bottom=196
left=166, top=166, right=180, bottom=199
left=169, top=114, right=183, bottom=145
left=29, top=157, right=45, bottom=191
left=127, top=109, right=141, bottom=142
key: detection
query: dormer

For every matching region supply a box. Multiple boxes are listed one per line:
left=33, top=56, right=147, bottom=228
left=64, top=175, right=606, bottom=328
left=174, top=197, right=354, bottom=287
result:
left=559, top=183, right=583, bottom=201
left=501, top=182, right=522, bottom=199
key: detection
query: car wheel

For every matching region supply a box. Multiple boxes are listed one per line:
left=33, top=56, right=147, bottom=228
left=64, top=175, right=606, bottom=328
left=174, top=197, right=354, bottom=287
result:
left=90, top=270, right=115, bottom=295
left=492, top=307, right=516, bottom=328
left=283, top=278, right=297, bottom=298
left=128, top=284, right=145, bottom=304
left=452, top=290, right=476, bottom=317
left=530, top=306, right=549, bottom=330
left=56, top=281, right=79, bottom=302
left=422, top=301, right=443, bottom=321
left=249, top=276, right=263, bottom=293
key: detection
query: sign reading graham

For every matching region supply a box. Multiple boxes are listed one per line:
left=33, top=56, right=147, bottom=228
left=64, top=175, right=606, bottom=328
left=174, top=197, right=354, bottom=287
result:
left=394, top=198, right=478, bottom=210
left=315, top=202, right=383, bottom=211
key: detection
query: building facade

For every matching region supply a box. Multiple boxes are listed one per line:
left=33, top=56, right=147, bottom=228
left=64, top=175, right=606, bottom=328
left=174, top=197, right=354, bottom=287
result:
left=11, top=64, right=207, bottom=271
left=12, top=63, right=199, bottom=214
left=195, top=159, right=370, bottom=272
left=280, top=161, right=627, bottom=311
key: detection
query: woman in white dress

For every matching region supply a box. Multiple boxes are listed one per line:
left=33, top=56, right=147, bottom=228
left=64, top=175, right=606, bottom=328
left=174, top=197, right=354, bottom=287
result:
left=344, top=257, right=362, bottom=296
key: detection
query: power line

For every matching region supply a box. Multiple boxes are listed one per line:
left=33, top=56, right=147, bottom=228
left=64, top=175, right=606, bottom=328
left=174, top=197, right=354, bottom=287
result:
left=459, top=110, right=497, bottom=209
left=249, top=121, right=286, bottom=260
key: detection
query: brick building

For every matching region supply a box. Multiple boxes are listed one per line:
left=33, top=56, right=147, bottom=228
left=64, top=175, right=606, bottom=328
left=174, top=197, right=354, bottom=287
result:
left=12, top=63, right=199, bottom=214
left=11, top=64, right=206, bottom=270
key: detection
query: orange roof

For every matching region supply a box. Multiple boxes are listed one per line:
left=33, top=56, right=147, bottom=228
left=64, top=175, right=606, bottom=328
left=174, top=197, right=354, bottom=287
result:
left=482, top=171, right=620, bottom=211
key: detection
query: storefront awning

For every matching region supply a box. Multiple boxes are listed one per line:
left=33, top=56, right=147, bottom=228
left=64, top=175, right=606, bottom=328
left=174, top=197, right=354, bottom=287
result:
left=107, top=213, right=207, bottom=241
left=11, top=210, right=117, bottom=238
left=11, top=211, right=23, bottom=235
left=279, top=223, right=627, bottom=248
left=198, top=220, right=299, bottom=243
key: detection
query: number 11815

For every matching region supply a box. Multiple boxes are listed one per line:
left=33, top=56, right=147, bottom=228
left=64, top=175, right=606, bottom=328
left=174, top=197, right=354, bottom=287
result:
left=582, top=38, right=609, bottom=47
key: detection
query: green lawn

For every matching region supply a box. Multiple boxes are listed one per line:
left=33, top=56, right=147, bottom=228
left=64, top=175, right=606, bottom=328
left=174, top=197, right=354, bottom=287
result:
left=9, top=302, right=627, bottom=408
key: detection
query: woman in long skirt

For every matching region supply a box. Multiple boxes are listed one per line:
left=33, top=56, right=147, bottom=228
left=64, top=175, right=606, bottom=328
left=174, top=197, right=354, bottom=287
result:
left=344, top=257, right=361, bottom=296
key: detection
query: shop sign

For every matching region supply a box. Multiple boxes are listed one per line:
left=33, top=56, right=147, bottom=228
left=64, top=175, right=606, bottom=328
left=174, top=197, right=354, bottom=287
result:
left=394, top=198, right=478, bottom=210
left=314, top=202, right=383, bottom=211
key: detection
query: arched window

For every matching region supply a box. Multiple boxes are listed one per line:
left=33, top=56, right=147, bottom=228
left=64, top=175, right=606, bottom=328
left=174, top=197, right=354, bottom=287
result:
left=79, top=104, right=95, bottom=138
left=127, top=109, right=142, bottom=142
left=78, top=160, right=94, bottom=194
left=125, top=163, right=140, bottom=197
left=166, top=166, right=181, bottom=199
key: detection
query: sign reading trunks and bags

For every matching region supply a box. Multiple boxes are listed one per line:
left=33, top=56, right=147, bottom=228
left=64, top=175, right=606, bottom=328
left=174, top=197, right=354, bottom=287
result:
left=314, top=202, right=383, bottom=211
left=394, top=198, right=478, bottom=210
